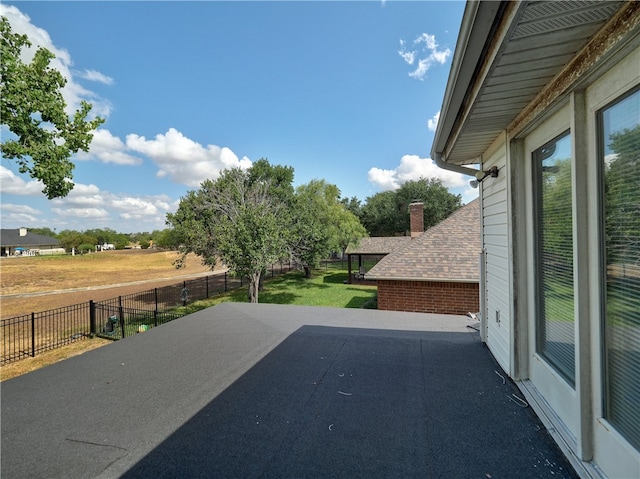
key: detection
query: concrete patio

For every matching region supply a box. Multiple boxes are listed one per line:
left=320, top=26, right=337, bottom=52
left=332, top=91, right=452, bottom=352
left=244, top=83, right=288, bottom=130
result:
left=1, top=303, right=578, bottom=478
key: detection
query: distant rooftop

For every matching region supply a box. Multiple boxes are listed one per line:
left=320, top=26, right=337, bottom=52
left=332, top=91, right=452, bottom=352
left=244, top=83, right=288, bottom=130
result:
left=345, top=236, right=411, bottom=256
left=0, top=228, right=60, bottom=247
left=366, top=199, right=481, bottom=282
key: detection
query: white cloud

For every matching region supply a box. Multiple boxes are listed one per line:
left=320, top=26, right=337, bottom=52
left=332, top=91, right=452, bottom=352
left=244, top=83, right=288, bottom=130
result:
left=398, top=33, right=451, bottom=80
left=0, top=4, right=112, bottom=119
left=398, top=49, right=415, bottom=65
left=427, top=111, right=440, bottom=132
left=368, top=154, right=469, bottom=191
left=49, top=181, right=176, bottom=229
left=1, top=203, right=41, bottom=215
left=77, top=69, right=114, bottom=85
left=76, top=129, right=142, bottom=165
left=460, top=186, right=480, bottom=204
left=0, top=203, right=41, bottom=226
left=51, top=206, right=111, bottom=220
left=126, top=128, right=252, bottom=187
left=0, top=166, right=45, bottom=196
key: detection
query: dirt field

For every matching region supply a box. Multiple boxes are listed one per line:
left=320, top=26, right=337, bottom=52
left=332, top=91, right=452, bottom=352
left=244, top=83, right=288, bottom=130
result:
left=1, top=250, right=224, bottom=380
left=0, top=250, right=221, bottom=319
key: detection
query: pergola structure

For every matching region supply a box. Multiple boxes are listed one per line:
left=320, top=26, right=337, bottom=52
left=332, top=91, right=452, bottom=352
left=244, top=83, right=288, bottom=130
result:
left=344, top=237, right=411, bottom=284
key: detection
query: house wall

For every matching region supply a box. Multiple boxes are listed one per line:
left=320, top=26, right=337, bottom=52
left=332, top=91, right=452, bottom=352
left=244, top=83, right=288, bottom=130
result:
left=376, top=280, right=479, bottom=316
left=481, top=42, right=640, bottom=479
left=480, top=134, right=511, bottom=374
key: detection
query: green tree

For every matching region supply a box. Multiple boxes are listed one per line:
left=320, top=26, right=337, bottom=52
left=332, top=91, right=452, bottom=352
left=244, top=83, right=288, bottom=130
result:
left=77, top=243, right=95, bottom=254
left=167, top=166, right=289, bottom=303
left=290, top=180, right=366, bottom=277
left=361, top=178, right=462, bottom=236
left=360, top=190, right=398, bottom=237
left=340, top=196, right=362, bottom=220
left=57, top=230, right=97, bottom=252
left=29, top=227, right=57, bottom=238
left=154, top=228, right=181, bottom=250
left=0, top=17, right=104, bottom=199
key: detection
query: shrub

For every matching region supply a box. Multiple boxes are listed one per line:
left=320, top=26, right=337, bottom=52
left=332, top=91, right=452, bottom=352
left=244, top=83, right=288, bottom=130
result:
left=77, top=243, right=95, bottom=254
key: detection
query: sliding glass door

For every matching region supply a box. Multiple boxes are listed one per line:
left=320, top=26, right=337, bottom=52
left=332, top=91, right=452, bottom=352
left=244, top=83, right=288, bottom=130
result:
left=599, top=87, right=640, bottom=451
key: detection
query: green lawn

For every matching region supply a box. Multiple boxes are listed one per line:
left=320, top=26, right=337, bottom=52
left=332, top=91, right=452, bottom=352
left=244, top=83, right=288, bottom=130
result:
left=177, top=263, right=377, bottom=314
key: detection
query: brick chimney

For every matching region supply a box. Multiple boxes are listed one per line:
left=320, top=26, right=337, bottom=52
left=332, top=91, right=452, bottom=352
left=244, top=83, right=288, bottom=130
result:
left=409, top=201, right=424, bottom=238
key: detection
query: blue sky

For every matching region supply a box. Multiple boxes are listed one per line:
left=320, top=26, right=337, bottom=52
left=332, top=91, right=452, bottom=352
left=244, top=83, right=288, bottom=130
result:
left=1, top=1, right=475, bottom=234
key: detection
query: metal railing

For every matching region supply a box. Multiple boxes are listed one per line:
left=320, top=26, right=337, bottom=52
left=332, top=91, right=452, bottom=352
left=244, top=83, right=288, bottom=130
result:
left=1, top=262, right=295, bottom=366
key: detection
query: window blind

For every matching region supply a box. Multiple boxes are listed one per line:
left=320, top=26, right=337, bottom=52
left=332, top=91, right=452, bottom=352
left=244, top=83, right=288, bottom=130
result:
left=601, top=88, right=640, bottom=451
left=534, top=132, right=575, bottom=386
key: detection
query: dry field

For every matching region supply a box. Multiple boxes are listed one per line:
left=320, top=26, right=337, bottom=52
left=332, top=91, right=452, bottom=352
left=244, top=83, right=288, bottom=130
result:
left=0, top=249, right=220, bottom=319
left=0, top=250, right=221, bottom=380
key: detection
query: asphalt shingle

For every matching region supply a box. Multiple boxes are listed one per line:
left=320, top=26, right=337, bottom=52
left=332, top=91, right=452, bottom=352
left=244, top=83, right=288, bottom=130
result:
left=366, top=199, right=481, bottom=282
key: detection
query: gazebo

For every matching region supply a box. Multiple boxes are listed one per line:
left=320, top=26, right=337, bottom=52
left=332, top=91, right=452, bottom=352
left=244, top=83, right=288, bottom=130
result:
left=344, top=237, right=411, bottom=284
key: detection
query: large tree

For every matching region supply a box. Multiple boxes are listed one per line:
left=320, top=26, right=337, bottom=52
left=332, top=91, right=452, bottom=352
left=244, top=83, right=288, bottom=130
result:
left=361, top=178, right=462, bottom=236
left=0, top=17, right=104, bottom=199
left=167, top=164, right=290, bottom=303
left=290, top=180, right=366, bottom=277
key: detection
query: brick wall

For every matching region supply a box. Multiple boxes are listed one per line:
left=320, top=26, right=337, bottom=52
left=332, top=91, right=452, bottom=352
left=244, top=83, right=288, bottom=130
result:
left=377, top=280, right=479, bottom=315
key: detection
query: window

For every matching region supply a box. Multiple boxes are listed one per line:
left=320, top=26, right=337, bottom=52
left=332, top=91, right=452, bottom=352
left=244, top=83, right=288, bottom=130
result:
left=599, top=87, right=640, bottom=450
left=533, top=131, right=575, bottom=386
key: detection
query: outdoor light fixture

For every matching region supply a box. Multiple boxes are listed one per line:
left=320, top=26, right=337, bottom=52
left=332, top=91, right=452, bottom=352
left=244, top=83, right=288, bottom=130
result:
left=469, top=166, right=499, bottom=188
left=434, top=152, right=499, bottom=189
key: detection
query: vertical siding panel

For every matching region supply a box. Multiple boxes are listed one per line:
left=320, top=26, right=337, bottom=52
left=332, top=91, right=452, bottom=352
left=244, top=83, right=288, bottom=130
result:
left=482, top=139, right=511, bottom=373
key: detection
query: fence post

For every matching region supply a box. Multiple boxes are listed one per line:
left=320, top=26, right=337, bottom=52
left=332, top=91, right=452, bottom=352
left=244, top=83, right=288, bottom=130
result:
left=118, top=296, right=125, bottom=339
left=182, top=281, right=187, bottom=306
left=31, top=312, right=35, bottom=358
left=154, top=288, right=159, bottom=327
left=89, top=300, right=96, bottom=337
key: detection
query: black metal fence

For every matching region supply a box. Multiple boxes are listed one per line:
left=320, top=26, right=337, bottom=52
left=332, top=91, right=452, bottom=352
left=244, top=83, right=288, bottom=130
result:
left=1, top=262, right=295, bottom=366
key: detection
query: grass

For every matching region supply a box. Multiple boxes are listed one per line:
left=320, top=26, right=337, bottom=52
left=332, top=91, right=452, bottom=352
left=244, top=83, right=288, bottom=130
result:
left=179, top=263, right=377, bottom=312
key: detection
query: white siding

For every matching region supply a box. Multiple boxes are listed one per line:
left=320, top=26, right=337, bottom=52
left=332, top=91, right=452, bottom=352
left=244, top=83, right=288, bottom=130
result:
left=481, top=137, right=511, bottom=374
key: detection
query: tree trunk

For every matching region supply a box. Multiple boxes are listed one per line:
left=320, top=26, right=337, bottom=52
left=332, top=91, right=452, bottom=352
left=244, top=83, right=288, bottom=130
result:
left=303, top=264, right=311, bottom=278
left=248, top=271, right=261, bottom=303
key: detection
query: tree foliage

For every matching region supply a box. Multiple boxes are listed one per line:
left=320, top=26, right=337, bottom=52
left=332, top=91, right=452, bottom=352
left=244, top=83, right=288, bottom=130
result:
left=360, top=178, right=462, bottom=236
left=290, top=180, right=366, bottom=277
left=0, top=16, right=104, bottom=199
left=167, top=160, right=368, bottom=298
left=167, top=163, right=290, bottom=303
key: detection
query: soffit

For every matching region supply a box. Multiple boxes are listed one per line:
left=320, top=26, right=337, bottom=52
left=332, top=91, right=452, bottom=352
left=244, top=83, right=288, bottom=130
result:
left=443, top=0, right=625, bottom=165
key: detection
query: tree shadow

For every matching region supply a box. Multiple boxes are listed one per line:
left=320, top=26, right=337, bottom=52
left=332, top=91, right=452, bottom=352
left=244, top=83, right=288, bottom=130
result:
left=344, top=296, right=375, bottom=309
left=258, top=292, right=299, bottom=305
left=322, top=272, right=349, bottom=284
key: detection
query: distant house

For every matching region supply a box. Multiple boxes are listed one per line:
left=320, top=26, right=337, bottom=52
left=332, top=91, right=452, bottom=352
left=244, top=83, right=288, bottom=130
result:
left=366, top=199, right=480, bottom=315
left=0, top=227, right=62, bottom=256
left=431, top=2, right=639, bottom=478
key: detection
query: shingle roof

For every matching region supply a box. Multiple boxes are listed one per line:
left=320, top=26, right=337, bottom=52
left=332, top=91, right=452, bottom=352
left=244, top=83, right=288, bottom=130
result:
left=345, top=236, right=411, bottom=255
left=365, top=199, right=481, bottom=282
left=0, top=229, right=60, bottom=247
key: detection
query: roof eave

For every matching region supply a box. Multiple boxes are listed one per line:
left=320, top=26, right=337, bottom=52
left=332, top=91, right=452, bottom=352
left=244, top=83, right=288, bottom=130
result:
left=366, top=275, right=479, bottom=284
left=431, top=0, right=507, bottom=163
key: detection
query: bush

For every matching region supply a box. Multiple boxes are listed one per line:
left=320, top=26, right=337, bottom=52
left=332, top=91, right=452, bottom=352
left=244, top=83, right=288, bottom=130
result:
left=77, top=243, right=95, bottom=254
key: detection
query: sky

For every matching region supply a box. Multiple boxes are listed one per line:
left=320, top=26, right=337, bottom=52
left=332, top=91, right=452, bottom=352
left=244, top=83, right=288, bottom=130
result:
left=0, top=1, right=476, bottom=234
